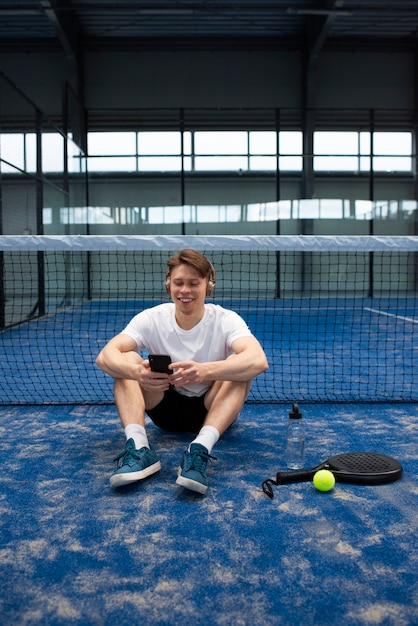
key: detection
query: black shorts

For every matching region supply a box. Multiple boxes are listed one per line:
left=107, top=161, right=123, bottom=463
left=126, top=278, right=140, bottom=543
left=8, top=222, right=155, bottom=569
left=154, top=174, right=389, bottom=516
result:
left=146, top=386, right=208, bottom=433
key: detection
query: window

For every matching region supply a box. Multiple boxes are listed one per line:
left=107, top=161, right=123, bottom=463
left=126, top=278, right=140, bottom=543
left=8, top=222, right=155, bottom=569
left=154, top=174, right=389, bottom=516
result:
left=314, top=132, right=359, bottom=171
left=314, top=131, right=412, bottom=172
left=369, top=132, right=412, bottom=172
left=249, top=131, right=276, bottom=170
left=87, top=132, right=136, bottom=171
left=194, top=131, right=248, bottom=171
left=280, top=131, right=303, bottom=171
left=137, top=131, right=191, bottom=171
left=145, top=204, right=242, bottom=224
left=0, top=133, right=25, bottom=172
left=0, top=132, right=85, bottom=174
left=0, top=129, right=413, bottom=175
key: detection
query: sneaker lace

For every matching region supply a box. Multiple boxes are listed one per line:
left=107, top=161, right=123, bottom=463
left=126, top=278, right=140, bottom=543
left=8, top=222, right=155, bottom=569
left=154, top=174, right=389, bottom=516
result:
left=185, top=448, right=217, bottom=474
left=113, top=447, right=144, bottom=468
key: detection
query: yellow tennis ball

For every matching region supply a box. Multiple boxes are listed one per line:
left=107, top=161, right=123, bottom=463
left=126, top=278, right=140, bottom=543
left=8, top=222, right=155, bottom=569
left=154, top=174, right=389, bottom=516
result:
left=313, top=469, right=335, bottom=492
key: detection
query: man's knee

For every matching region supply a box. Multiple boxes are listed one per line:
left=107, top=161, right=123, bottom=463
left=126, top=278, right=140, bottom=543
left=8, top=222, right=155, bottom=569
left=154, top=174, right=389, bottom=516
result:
left=205, top=379, right=251, bottom=410
left=222, top=379, right=251, bottom=395
left=114, top=376, right=140, bottom=394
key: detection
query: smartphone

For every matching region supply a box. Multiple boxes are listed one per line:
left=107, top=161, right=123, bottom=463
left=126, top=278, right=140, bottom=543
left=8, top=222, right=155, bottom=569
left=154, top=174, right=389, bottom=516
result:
left=148, top=354, right=172, bottom=375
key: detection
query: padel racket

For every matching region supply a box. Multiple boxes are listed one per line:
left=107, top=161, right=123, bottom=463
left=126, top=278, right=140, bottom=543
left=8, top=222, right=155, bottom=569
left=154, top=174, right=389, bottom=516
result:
left=262, top=452, right=403, bottom=499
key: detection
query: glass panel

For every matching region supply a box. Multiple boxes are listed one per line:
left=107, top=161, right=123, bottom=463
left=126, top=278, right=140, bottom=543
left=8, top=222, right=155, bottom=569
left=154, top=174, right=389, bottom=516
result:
left=249, top=156, right=276, bottom=170
left=279, top=132, right=303, bottom=170
left=279, top=156, right=302, bottom=170
left=373, top=132, right=411, bottom=155
left=279, top=131, right=303, bottom=154
left=318, top=199, right=344, bottom=218
left=195, top=205, right=241, bottom=222
left=138, top=131, right=181, bottom=155
left=314, top=156, right=358, bottom=171
left=0, top=133, right=25, bottom=171
left=372, top=156, right=411, bottom=172
left=194, top=156, right=248, bottom=171
left=59, top=206, right=119, bottom=225
left=88, top=132, right=136, bottom=155
left=67, top=136, right=83, bottom=173
left=194, top=131, right=247, bottom=155
left=87, top=156, right=136, bottom=172
left=42, top=133, right=64, bottom=172
left=43, top=207, right=52, bottom=225
left=360, top=156, right=370, bottom=171
left=360, top=132, right=370, bottom=154
left=314, top=131, right=358, bottom=155
left=249, top=131, right=276, bottom=154
left=138, top=156, right=182, bottom=171
left=25, top=134, right=37, bottom=172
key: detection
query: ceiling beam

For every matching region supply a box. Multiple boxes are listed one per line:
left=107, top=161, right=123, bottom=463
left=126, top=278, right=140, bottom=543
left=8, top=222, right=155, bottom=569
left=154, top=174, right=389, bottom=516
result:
left=301, top=1, right=346, bottom=199
left=40, top=0, right=86, bottom=153
left=306, top=0, right=345, bottom=62
left=40, top=0, right=79, bottom=59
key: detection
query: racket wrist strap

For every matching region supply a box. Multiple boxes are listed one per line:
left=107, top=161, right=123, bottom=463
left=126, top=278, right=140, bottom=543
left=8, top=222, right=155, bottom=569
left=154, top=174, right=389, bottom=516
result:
left=261, top=478, right=277, bottom=499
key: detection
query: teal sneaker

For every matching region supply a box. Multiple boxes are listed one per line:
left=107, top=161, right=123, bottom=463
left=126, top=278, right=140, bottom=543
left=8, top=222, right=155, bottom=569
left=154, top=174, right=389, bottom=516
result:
left=176, top=443, right=216, bottom=495
left=110, top=438, right=161, bottom=488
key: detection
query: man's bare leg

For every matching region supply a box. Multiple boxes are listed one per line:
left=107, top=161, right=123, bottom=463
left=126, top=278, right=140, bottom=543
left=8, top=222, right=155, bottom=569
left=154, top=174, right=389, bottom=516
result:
left=176, top=379, right=251, bottom=494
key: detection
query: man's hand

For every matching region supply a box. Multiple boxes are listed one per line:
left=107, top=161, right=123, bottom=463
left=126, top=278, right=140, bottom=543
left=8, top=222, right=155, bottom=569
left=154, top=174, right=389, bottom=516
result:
left=137, top=360, right=172, bottom=392
left=169, top=360, right=206, bottom=388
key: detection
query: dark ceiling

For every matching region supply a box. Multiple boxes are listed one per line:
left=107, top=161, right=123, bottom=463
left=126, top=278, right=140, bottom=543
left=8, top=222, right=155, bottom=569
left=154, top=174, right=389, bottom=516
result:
left=0, top=1, right=418, bottom=54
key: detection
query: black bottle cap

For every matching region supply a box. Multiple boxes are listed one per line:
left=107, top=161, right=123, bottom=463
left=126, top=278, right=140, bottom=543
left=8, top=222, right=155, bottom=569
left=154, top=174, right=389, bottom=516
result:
left=289, top=402, right=302, bottom=419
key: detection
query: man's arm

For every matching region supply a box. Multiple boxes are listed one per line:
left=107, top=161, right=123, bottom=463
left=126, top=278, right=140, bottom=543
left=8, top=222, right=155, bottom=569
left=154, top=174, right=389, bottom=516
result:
left=96, top=333, right=172, bottom=396
left=169, top=335, right=268, bottom=388
left=96, top=333, right=144, bottom=380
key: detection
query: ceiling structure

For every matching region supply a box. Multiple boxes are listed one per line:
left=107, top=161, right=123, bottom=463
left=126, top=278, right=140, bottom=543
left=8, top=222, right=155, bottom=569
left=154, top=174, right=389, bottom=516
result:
left=0, top=3, right=417, bottom=199
left=0, top=1, right=417, bottom=55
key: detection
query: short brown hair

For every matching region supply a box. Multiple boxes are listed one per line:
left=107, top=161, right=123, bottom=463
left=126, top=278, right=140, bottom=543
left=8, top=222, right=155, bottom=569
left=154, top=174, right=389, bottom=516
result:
left=166, top=249, right=216, bottom=282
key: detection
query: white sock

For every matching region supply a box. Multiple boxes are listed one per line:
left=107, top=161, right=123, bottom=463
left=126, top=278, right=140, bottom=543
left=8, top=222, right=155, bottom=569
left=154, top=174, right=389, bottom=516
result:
left=190, top=425, right=220, bottom=454
left=125, top=424, right=149, bottom=450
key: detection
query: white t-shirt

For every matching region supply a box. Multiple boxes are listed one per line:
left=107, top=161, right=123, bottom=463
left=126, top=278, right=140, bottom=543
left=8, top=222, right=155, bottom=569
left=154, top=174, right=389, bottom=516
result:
left=122, top=303, right=252, bottom=397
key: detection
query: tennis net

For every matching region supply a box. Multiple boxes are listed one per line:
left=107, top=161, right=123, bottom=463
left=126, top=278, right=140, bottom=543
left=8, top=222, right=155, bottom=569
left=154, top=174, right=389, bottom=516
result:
left=1, top=234, right=417, bottom=405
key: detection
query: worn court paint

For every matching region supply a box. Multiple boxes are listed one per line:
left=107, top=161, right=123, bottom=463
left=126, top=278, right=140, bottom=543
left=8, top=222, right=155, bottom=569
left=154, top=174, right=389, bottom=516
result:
left=0, top=403, right=417, bottom=625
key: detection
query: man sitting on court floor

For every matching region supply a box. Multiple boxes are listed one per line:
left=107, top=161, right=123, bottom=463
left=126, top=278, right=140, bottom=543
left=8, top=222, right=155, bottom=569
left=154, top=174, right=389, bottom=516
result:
left=96, top=248, right=268, bottom=495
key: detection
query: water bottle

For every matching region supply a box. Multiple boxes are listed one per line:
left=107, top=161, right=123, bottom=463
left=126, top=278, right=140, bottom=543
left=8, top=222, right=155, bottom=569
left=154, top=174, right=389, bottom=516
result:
left=285, top=403, right=305, bottom=469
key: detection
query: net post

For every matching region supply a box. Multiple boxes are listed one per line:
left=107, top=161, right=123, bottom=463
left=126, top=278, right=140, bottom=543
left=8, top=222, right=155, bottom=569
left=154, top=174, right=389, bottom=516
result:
left=87, top=250, right=92, bottom=300
left=300, top=219, right=313, bottom=295
left=37, top=250, right=46, bottom=317
left=0, top=251, right=4, bottom=330
left=0, top=160, right=3, bottom=329
left=275, top=108, right=281, bottom=202
left=35, top=109, right=46, bottom=317
left=275, top=219, right=281, bottom=298
left=35, top=109, right=44, bottom=237
left=369, top=109, right=375, bottom=204
left=0, top=183, right=3, bottom=330
left=180, top=108, right=186, bottom=207
left=368, top=219, right=374, bottom=298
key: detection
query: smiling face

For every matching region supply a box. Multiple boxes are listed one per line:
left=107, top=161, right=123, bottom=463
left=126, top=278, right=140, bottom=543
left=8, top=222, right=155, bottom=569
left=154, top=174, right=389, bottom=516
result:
left=168, top=263, right=208, bottom=327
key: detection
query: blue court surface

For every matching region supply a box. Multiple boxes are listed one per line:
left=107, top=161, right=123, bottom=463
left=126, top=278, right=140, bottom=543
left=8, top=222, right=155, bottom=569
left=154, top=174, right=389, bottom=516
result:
left=0, top=401, right=417, bottom=625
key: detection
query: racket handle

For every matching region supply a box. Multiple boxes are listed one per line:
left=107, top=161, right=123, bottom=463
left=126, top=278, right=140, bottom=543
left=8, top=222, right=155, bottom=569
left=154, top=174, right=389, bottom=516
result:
left=262, top=468, right=315, bottom=498
left=276, top=469, right=314, bottom=484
